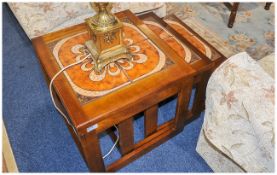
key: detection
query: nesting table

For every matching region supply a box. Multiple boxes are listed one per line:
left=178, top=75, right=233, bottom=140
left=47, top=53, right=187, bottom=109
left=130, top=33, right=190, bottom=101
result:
left=32, top=10, right=225, bottom=172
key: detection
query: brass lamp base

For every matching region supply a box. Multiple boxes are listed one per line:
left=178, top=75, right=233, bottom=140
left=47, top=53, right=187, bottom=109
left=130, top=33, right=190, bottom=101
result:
left=85, top=40, right=132, bottom=73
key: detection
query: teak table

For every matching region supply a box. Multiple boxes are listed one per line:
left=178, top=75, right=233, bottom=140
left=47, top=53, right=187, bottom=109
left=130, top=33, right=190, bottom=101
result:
left=32, top=10, right=225, bottom=172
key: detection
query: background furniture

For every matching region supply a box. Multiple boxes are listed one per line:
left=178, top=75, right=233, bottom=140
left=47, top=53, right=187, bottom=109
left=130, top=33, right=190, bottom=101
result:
left=8, top=2, right=166, bottom=39
left=196, top=52, right=274, bottom=172
left=225, top=2, right=272, bottom=28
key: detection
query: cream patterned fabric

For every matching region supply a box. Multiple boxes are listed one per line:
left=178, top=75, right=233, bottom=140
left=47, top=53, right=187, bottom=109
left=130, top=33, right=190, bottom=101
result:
left=8, top=2, right=166, bottom=39
left=258, top=52, right=275, bottom=78
left=197, top=52, right=275, bottom=172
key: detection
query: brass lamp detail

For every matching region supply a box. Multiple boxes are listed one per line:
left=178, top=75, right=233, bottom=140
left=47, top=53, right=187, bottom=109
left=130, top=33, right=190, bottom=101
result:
left=85, top=2, right=132, bottom=73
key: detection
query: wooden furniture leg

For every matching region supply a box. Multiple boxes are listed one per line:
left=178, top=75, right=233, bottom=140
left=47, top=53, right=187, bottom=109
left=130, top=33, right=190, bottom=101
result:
left=80, top=131, right=105, bottom=172
left=118, top=118, right=134, bottom=155
left=174, top=79, right=193, bottom=130
left=228, top=3, right=240, bottom=28
left=192, top=72, right=211, bottom=117
left=265, top=2, right=272, bottom=10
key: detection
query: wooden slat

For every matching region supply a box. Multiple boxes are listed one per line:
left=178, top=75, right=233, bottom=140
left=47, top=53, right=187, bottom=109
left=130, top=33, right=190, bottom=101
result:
left=80, top=131, right=105, bottom=172
left=118, top=118, right=134, bottom=155
left=174, top=79, right=193, bottom=130
left=106, top=127, right=118, bottom=143
left=144, top=105, right=158, bottom=137
left=107, top=122, right=177, bottom=172
left=106, top=127, right=121, bottom=152
left=135, top=119, right=174, bottom=149
left=92, top=79, right=185, bottom=134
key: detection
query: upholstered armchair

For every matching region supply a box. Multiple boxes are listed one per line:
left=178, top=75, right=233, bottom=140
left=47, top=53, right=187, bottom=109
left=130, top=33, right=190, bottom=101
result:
left=197, top=52, right=274, bottom=172
left=8, top=2, right=166, bottom=39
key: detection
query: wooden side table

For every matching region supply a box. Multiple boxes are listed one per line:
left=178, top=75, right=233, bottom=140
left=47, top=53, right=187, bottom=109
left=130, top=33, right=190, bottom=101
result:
left=32, top=10, right=196, bottom=172
left=32, top=9, right=226, bottom=172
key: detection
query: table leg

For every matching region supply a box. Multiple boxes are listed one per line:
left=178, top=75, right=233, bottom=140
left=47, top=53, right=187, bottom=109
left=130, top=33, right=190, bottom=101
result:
left=80, top=131, right=105, bottom=172
left=265, top=2, right=272, bottom=10
left=192, top=72, right=211, bottom=117
left=118, top=118, right=134, bottom=155
left=174, top=79, right=193, bottom=130
left=228, top=3, right=240, bottom=28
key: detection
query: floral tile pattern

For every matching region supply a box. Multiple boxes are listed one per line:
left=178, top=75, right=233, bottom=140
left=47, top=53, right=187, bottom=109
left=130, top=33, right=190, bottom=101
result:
left=50, top=22, right=167, bottom=104
left=166, top=3, right=275, bottom=60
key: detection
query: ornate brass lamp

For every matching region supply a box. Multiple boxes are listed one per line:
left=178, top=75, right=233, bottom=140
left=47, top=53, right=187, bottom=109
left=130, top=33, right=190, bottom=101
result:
left=85, top=2, right=132, bottom=73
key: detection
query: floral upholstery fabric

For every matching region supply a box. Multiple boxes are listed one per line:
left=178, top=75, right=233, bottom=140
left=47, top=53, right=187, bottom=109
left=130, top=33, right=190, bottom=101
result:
left=196, top=52, right=274, bottom=172
left=8, top=2, right=166, bottom=39
left=258, top=52, right=275, bottom=78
